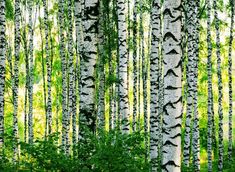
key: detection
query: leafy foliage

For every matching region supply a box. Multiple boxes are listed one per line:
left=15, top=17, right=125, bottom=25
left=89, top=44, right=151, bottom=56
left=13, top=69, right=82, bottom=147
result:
left=0, top=130, right=150, bottom=171
left=6, top=0, right=14, bottom=20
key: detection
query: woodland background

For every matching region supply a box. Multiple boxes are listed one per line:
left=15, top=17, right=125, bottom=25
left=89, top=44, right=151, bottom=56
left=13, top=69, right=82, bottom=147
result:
left=0, top=0, right=234, bottom=171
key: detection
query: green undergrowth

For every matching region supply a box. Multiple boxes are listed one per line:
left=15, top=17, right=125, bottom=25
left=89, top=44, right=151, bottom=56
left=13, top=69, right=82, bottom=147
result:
left=0, top=130, right=149, bottom=172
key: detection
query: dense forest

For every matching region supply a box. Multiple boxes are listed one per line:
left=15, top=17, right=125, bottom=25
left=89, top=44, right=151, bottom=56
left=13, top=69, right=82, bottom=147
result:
left=0, top=0, right=234, bottom=171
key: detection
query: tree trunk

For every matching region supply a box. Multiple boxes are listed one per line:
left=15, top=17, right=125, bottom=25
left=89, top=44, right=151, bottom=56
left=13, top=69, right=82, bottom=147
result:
left=66, top=0, right=75, bottom=155
left=39, top=6, right=47, bottom=139
left=13, top=0, right=21, bottom=163
left=132, top=0, right=138, bottom=132
left=149, top=0, right=161, bottom=170
left=97, top=0, right=105, bottom=130
left=43, top=0, right=52, bottom=136
left=117, top=0, right=130, bottom=134
left=0, top=0, right=6, bottom=157
left=213, top=0, right=224, bottom=171
left=28, top=0, right=34, bottom=145
left=74, top=0, right=83, bottom=142
left=162, top=1, right=182, bottom=171
left=206, top=0, right=213, bottom=171
left=192, top=1, right=200, bottom=170
left=58, top=0, right=68, bottom=152
left=79, top=0, right=99, bottom=136
left=183, top=0, right=196, bottom=166
left=228, top=0, right=234, bottom=161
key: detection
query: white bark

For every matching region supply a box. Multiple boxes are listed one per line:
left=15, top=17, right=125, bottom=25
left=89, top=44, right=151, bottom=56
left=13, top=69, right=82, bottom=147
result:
left=117, top=0, right=130, bottom=134
left=150, top=0, right=161, bottom=170
left=0, top=0, right=6, bottom=156
left=79, top=0, right=99, bottom=136
left=162, top=1, right=182, bottom=171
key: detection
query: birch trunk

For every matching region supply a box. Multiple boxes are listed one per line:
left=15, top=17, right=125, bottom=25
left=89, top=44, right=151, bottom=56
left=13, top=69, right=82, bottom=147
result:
left=162, top=1, right=182, bottom=171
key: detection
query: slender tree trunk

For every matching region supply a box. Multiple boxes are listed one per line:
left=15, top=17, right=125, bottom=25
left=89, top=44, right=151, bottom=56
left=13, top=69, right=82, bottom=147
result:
left=228, top=0, right=234, bottom=161
left=74, top=0, right=81, bottom=142
left=13, top=0, right=21, bottom=163
left=132, top=0, right=138, bottom=132
left=97, top=0, right=105, bottom=130
left=43, top=0, right=52, bottom=136
left=183, top=0, right=196, bottom=166
left=207, top=0, right=213, bottom=169
left=126, top=0, right=130, bottom=127
left=39, top=6, right=47, bottom=139
left=137, top=1, right=142, bottom=131
left=206, top=1, right=214, bottom=171
left=28, top=0, right=34, bottom=145
left=75, top=0, right=84, bottom=141
left=0, top=0, right=6, bottom=157
left=162, top=1, right=182, bottom=171
left=65, top=0, right=75, bottom=155
left=113, top=0, right=119, bottom=130
left=58, top=0, right=68, bottom=152
left=192, top=1, right=200, bottom=170
left=74, top=0, right=83, bottom=150
left=21, top=4, right=29, bottom=144
left=117, top=0, right=130, bottom=134
left=56, top=85, right=59, bottom=135
left=139, top=0, right=148, bottom=159
left=213, top=0, right=224, bottom=171
left=106, top=2, right=115, bottom=131
left=49, top=14, right=54, bottom=134
left=149, top=0, right=160, bottom=171
left=79, top=0, right=99, bottom=136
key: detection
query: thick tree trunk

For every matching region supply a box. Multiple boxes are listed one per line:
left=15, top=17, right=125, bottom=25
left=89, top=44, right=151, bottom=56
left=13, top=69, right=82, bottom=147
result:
left=162, top=1, right=182, bottom=171
left=79, top=0, right=99, bottom=136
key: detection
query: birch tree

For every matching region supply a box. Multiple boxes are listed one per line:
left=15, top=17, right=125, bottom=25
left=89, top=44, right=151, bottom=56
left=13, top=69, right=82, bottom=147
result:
left=132, top=0, right=138, bottom=132
left=183, top=0, right=197, bottom=166
left=149, top=0, right=161, bottom=170
left=213, top=0, right=224, bottom=171
left=162, top=1, right=182, bottom=171
left=192, top=1, right=200, bottom=170
left=58, top=0, right=68, bottom=151
left=117, top=0, right=130, bottom=134
left=79, top=0, right=99, bottom=136
left=206, top=0, right=213, bottom=171
left=0, top=0, right=6, bottom=157
left=28, top=0, right=34, bottom=145
left=97, top=0, right=105, bottom=129
left=228, top=0, right=234, bottom=161
left=43, top=0, right=52, bottom=135
left=13, top=0, right=21, bottom=162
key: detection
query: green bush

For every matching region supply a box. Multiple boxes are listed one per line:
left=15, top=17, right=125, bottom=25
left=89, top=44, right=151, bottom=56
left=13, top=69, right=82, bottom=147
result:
left=0, top=130, right=150, bottom=171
